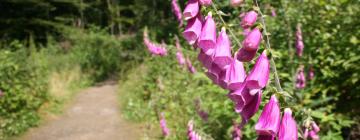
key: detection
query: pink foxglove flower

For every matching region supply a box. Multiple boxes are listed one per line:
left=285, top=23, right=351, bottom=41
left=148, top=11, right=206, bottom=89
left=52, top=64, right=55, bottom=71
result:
left=183, top=14, right=203, bottom=45
left=311, top=122, right=320, bottom=133
left=206, top=63, right=222, bottom=84
left=183, top=0, right=200, bottom=20
left=240, top=91, right=262, bottom=127
left=246, top=51, right=270, bottom=95
left=199, top=12, right=217, bottom=54
left=243, top=28, right=251, bottom=36
left=228, top=84, right=254, bottom=113
left=232, top=121, right=242, bottom=140
left=242, top=28, right=262, bottom=51
left=160, top=113, right=170, bottom=137
left=221, top=59, right=246, bottom=90
left=295, top=40, right=304, bottom=57
left=176, top=51, right=186, bottom=65
left=241, top=11, right=258, bottom=29
left=236, top=48, right=257, bottom=62
left=303, top=128, right=309, bottom=139
left=309, top=130, right=319, bottom=140
left=213, top=27, right=233, bottom=69
left=257, top=135, right=275, bottom=140
left=271, top=9, right=277, bottom=17
left=230, top=0, right=243, bottom=7
left=198, top=50, right=214, bottom=69
left=295, top=25, right=304, bottom=57
left=171, top=0, right=183, bottom=26
left=186, top=58, right=197, bottom=74
left=296, top=67, right=306, bottom=89
left=308, top=67, right=314, bottom=80
left=255, top=95, right=281, bottom=136
left=199, top=0, right=212, bottom=6
left=187, top=120, right=194, bottom=138
left=279, top=108, right=298, bottom=140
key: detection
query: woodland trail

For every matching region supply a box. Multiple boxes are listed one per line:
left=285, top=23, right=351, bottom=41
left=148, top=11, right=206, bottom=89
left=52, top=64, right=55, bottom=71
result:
left=19, top=83, right=142, bottom=140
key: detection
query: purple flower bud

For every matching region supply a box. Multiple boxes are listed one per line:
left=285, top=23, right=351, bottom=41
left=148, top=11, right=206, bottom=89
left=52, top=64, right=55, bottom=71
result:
left=309, top=130, right=319, bottom=140
left=199, top=12, right=217, bottom=54
left=160, top=113, right=170, bottom=137
left=242, top=28, right=262, bottom=51
left=213, top=28, right=233, bottom=69
left=295, top=40, right=304, bottom=57
left=236, top=48, right=258, bottom=62
left=241, top=11, right=258, bottom=29
left=295, top=25, right=304, bottom=57
left=279, top=108, right=298, bottom=140
left=246, top=51, right=270, bottom=95
left=296, top=68, right=306, bottom=89
left=183, top=14, right=203, bottom=45
left=221, top=59, right=246, bottom=90
left=303, top=128, right=309, bottom=139
left=240, top=91, right=262, bottom=127
left=311, top=122, right=320, bottom=133
left=255, top=95, right=281, bottom=136
left=230, top=0, right=243, bottom=7
left=228, top=84, right=254, bottom=113
left=176, top=51, right=186, bottom=65
left=188, top=120, right=194, bottom=135
left=271, top=9, right=277, bottom=17
left=172, top=0, right=183, bottom=26
left=175, top=36, right=182, bottom=50
left=199, top=0, right=212, bottom=6
left=257, top=135, right=275, bottom=140
left=186, top=58, right=197, bottom=74
left=183, top=0, right=200, bottom=20
left=308, top=67, right=315, bottom=80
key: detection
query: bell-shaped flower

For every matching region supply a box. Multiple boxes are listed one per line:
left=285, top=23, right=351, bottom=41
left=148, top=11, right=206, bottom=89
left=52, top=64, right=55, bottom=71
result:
left=187, top=120, right=194, bottom=136
left=186, top=58, right=197, bottom=74
left=311, top=122, right=320, bottom=133
left=206, top=63, right=222, bottom=84
left=213, top=27, right=233, bottom=69
left=183, top=0, right=200, bottom=20
left=309, top=130, right=319, bottom=140
left=242, top=28, right=262, bottom=51
left=240, top=91, right=262, bottom=127
left=241, top=11, right=258, bottom=28
left=176, top=51, right=186, bottom=65
left=230, top=0, right=243, bottom=7
left=257, top=135, right=275, bottom=140
left=295, top=40, right=304, bottom=57
left=171, top=0, right=183, bottom=26
left=296, top=67, right=306, bottom=89
left=221, top=59, right=246, bottom=90
left=278, top=108, right=298, bottom=140
left=199, top=0, right=212, bottom=6
left=160, top=113, right=170, bottom=137
left=236, top=47, right=258, bottom=62
left=246, top=51, right=270, bottom=95
left=183, top=14, right=203, bottom=45
left=199, top=12, right=217, bottom=54
left=255, top=95, right=281, bottom=136
left=198, top=49, right=214, bottom=69
left=228, top=84, right=254, bottom=113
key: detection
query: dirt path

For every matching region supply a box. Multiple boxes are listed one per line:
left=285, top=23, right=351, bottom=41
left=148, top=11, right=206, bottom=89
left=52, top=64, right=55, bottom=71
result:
left=20, top=83, right=142, bottom=140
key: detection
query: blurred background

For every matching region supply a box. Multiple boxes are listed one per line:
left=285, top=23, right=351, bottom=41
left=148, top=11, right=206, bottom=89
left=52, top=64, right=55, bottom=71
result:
left=0, top=0, right=359, bottom=140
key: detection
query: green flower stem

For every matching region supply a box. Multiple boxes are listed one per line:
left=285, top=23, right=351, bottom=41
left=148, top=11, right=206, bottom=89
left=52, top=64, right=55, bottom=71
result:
left=211, top=4, right=243, bottom=49
left=253, top=0, right=284, bottom=92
